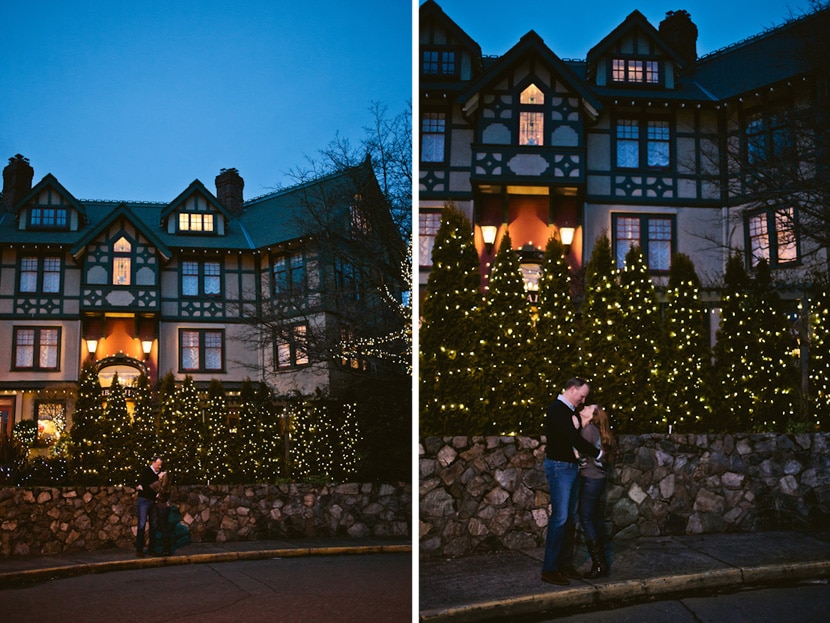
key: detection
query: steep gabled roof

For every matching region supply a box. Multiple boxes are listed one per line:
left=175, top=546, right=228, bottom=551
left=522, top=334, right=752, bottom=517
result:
left=17, top=173, right=88, bottom=223
left=458, top=30, right=602, bottom=119
left=160, top=179, right=233, bottom=224
left=419, top=0, right=482, bottom=61
left=70, top=202, right=171, bottom=260
left=586, top=9, right=685, bottom=67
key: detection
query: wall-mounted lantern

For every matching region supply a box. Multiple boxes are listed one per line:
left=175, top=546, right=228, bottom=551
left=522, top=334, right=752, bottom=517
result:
left=481, top=225, right=498, bottom=253
left=85, top=338, right=99, bottom=358
left=559, top=226, right=575, bottom=248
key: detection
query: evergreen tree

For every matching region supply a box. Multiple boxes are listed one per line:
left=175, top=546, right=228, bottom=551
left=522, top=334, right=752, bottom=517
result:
left=536, top=235, right=579, bottom=414
left=69, top=362, right=105, bottom=483
left=131, top=373, right=157, bottom=471
left=580, top=233, right=627, bottom=429
left=479, top=230, right=535, bottom=433
left=714, top=256, right=799, bottom=431
left=618, top=245, right=664, bottom=431
left=809, top=286, right=830, bottom=430
left=663, top=254, right=714, bottom=432
left=254, top=381, right=282, bottom=482
left=157, top=372, right=183, bottom=476
left=204, top=378, right=231, bottom=483
left=713, top=254, right=755, bottom=431
left=176, top=375, right=204, bottom=482
left=101, top=373, right=133, bottom=484
left=236, top=379, right=260, bottom=482
left=419, top=204, right=484, bottom=435
left=748, top=260, right=800, bottom=430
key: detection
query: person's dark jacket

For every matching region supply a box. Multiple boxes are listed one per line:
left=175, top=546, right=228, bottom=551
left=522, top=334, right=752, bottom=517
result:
left=544, top=397, right=601, bottom=462
left=137, top=466, right=159, bottom=501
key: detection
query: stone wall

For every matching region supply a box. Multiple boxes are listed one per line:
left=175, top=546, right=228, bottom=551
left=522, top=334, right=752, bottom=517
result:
left=0, top=481, right=411, bottom=557
left=419, top=433, right=830, bottom=557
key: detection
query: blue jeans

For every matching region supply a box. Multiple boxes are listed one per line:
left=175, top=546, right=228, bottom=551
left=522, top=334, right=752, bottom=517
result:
left=542, top=459, right=579, bottom=573
left=135, top=497, right=156, bottom=553
left=578, top=475, right=607, bottom=542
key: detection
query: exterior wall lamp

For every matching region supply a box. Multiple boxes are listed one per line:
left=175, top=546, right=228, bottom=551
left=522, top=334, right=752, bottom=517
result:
left=559, top=226, right=575, bottom=247
left=481, top=225, right=498, bottom=253
left=141, top=339, right=153, bottom=358
left=86, top=338, right=99, bottom=358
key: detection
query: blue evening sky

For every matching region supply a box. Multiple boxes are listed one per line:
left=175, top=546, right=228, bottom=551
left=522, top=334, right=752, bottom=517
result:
left=0, top=1, right=411, bottom=203
left=427, top=0, right=817, bottom=60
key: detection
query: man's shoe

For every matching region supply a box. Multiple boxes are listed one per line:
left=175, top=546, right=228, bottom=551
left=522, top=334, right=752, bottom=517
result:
left=559, top=565, right=582, bottom=579
left=540, top=570, right=570, bottom=586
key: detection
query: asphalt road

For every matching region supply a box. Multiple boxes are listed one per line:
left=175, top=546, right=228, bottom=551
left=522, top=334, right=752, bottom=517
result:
left=0, top=552, right=411, bottom=623
left=535, top=580, right=830, bottom=622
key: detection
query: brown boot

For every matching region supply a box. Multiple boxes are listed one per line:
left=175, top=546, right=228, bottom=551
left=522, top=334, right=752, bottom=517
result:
left=584, top=539, right=609, bottom=579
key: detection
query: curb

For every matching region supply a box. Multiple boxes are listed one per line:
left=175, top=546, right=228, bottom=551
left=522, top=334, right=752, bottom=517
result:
left=0, top=543, right=411, bottom=587
left=419, top=560, right=830, bottom=622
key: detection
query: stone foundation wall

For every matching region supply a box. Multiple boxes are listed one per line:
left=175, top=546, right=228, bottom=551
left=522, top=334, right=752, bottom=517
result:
left=0, top=482, right=411, bottom=557
left=419, top=433, right=830, bottom=557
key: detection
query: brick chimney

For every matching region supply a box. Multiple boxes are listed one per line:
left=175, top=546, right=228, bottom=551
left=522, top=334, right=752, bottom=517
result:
left=659, top=10, right=698, bottom=74
left=2, top=154, right=34, bottom=212
left=215, top=167, right=244, bottom=217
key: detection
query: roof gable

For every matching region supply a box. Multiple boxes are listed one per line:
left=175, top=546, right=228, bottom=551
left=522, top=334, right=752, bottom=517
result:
left=458, top=30, right=601, bottom=119
left=587, top=10, right=684, bottom=66
left=17, top=173, right=87, bottom=226
left=160, top=179, right=232, bottom=227
left=420, top=0, right=481, bottom=60
left=70, top=202, right=171, bottom=260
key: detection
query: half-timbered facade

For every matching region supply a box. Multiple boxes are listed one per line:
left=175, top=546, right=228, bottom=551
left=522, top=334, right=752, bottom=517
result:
left=419, top=1, right=828, bottom=305
left=0, top=154, right=402, bottom=440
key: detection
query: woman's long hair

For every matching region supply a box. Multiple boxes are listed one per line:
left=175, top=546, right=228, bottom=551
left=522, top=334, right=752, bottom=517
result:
left=591, top=406, right=616, bottom=461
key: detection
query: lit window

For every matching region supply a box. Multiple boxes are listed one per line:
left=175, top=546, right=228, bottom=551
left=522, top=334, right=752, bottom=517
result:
left=748, top=208, right=798, bottom=267
left=178, top=212, right=215, bottom=232
left=611, top=58, right=660, bottom=84
left=180, top=329, right=223, bottom=372
left=421, top=112, right=446, bottom=162
left=19, top=257, right=39, bottom=293
left=13, top=327, right=60, bottom=370
left=275, top=324, right=309, bottom=369
left=613, top=214, right=674, bottom=272
left=418, top=212, right=442, bottom=267
left=519, top=84, right=544, bottom=146
left=616, top=119, right=671, bottom=169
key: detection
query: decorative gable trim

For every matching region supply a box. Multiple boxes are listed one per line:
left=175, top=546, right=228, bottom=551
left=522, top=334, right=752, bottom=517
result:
left=70, top=202, right=171, bottom=261
left=160, top=180, right=232, bottom=235
left=16, top=173, right=87, bottom=229
left=458, top=30, right=602, bottom=121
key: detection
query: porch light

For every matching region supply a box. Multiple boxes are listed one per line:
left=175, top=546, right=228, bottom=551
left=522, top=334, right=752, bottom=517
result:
left=560, top=226, right=575, bottom=247
left=86, top=338, right=99, bottom=358
left=141, top=339, right=153, bottom=357
left=481, top=225, right=498, bottom=252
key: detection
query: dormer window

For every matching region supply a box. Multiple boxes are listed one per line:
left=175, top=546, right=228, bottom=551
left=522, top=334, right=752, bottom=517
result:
left=612, top=58, right=659, bottom=84
left=422, top=49, right=456, bottom=77
left=178, top=212, right=215, bottom=233
left=28, top=206, right=69, bottom=230
left=519, top=83, right=545, bottom=146
left=112, top=236, right=132, bottom=286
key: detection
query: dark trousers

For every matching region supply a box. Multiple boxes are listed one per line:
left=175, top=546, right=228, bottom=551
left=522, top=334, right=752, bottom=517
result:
left=578, top=475, right=607, bottom=541
left=152, top=503, right=171, bottom=553
left=135, top=497, right=157, bottom=553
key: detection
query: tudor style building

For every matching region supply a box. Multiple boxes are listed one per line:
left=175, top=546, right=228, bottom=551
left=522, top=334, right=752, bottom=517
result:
left=0, top=154, right=403, bottom=442
left=418, top=1, right=828, bottom=308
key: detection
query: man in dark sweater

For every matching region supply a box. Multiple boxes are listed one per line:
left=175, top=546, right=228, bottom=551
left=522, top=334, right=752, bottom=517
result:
left=541, top=378, right=603, bottom=586
left=135, top=456, right=164, bottom=557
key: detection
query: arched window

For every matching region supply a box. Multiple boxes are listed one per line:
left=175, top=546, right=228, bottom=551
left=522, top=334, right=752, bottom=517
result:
left=519, top=83, right=545, bottom=146
left=113, top=236, right=132, bottom=285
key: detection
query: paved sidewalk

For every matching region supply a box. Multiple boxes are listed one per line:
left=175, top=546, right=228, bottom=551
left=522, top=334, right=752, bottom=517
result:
left=0, top=536, right=411, bottom=587
left=419, top=531, right=830, bottom=622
